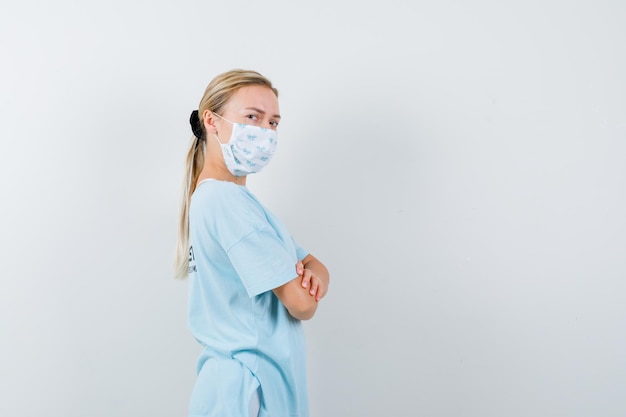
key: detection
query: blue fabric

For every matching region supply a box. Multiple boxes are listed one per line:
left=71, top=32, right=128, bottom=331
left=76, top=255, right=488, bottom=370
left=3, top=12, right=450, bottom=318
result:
left=187, top=179, right=309, bottom=417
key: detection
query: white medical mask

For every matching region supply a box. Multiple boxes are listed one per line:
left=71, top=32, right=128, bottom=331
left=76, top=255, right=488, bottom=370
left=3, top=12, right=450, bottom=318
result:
left=213, top=113, right=278, bottom=177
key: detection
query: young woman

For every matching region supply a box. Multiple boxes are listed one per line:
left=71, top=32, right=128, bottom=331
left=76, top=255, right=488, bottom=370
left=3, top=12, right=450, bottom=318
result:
left=174, top=69, right=329, bottom=417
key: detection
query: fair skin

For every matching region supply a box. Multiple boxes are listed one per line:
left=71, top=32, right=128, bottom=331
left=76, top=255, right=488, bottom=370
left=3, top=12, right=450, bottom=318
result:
left=278, top=254, right=330, bottom=320
left=197, top=85, right=329, bottom=321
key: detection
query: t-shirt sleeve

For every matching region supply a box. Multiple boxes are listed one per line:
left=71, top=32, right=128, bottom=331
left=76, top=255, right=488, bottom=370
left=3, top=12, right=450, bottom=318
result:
left=227, top=227, right=300, bottom=297
left=292, top=237, right=309, bottom=261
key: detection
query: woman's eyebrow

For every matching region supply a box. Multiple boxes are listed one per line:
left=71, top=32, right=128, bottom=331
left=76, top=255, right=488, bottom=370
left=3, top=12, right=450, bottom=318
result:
left=244, top=107, right=281, bottom=119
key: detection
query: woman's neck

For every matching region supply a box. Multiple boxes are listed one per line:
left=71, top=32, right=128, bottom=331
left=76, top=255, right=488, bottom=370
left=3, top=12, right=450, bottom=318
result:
left=197, top=161, right=247, bottom=188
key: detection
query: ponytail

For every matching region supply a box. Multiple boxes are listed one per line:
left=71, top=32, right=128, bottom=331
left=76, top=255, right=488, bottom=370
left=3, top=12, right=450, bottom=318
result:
left=174, top=136, right=205, bottom=279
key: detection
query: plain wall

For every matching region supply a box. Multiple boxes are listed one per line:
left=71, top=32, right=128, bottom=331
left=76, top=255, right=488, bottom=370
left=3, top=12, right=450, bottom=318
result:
left=1, top=1, right=625, bottom=416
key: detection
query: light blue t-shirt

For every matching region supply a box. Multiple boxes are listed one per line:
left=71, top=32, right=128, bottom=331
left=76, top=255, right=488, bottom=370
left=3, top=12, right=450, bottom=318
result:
left=187, top=179, right=310, bottom=417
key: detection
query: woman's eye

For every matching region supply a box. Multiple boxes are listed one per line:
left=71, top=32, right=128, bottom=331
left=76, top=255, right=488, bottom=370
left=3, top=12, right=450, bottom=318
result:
left=246, top=114, right=259, bottom=121
left=269, top=120, right=279, bottom=127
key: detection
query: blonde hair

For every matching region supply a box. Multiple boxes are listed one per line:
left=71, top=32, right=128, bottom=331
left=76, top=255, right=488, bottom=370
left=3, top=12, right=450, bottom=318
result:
left=174, top=69, right=279, bottom=279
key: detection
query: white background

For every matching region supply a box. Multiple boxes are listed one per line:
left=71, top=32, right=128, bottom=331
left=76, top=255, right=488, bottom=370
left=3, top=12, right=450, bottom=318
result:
left=1, top=1, right=625, bottom=416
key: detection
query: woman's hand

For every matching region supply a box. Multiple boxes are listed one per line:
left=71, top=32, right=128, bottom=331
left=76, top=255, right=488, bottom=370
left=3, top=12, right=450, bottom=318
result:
left=274, top=255, right=329, bottom=320
left=296, top=259, right=328, bottom=302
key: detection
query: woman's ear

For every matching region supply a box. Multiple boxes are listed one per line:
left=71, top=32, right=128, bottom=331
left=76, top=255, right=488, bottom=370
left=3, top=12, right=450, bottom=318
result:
left=202, top=110, right=218, bottom=135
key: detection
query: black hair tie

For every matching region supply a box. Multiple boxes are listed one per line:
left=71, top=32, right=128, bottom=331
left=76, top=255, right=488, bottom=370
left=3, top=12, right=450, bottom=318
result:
left=189, top=110, right=204, bottom=140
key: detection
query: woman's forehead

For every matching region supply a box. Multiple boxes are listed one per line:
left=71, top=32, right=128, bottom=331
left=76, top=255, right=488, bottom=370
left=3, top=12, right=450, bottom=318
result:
left=226, top=85, right=279, bottom=113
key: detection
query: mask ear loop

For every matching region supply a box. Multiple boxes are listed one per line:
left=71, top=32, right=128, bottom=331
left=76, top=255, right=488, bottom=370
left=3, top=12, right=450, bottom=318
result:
left=212, top=112, right=236, bottom=125
left=211, top=112, right=235, bottom=145
left=191, top=109, right=227, bottom=146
